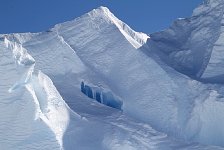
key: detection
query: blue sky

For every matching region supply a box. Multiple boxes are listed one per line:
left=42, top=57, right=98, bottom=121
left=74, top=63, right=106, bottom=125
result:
left=0, top=0, right=203, bottom=34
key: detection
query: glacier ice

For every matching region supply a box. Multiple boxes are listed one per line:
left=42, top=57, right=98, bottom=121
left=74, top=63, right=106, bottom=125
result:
left=2, top=2, right=224, bottom=150
left=81, top=81, right=123, bottom=110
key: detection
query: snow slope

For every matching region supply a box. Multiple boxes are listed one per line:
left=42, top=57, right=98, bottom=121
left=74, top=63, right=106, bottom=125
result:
left=147, top=0, right=224, bottom=82
left=2, top=3, right=224, bottom=150
left=0, top=37, right=72, bottom=149
left=1, top=35, right=220, bottom=150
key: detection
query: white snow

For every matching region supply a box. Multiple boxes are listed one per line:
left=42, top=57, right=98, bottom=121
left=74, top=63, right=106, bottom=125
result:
left=0, top=37, right=74, bottom=149
left=147, top=0, right=224, bottom=82
left=2, top=2, right=224, bottom=150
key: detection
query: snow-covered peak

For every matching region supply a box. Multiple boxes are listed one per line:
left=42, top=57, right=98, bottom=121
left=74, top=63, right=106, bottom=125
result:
left=53, top=6, right=149, bottom=49
left=92, top=6, right=111, bottom=14
left=4, top=4, right=224, bottom=149
left=91, top=6, right=149, bottom=48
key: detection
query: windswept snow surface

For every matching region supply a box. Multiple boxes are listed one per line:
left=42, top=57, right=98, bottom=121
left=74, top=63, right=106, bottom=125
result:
left=1, top=37, right=221, bottom=150
left=0, top=37, right=71, bottom=149
left=2, top=3, right=224, bottom=150
left=147, top=0, right=224, bottom=82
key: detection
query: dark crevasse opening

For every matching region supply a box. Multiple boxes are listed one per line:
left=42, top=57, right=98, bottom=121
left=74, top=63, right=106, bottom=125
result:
left=81, top=81, right=123, bottom=110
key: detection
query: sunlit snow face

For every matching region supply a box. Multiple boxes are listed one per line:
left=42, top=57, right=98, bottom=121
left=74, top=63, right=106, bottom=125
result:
left=3, top=2, right=224, bottom=149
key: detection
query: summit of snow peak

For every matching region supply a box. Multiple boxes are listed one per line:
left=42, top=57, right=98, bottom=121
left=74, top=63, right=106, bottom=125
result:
left=52, top=6, right=149, bottom=49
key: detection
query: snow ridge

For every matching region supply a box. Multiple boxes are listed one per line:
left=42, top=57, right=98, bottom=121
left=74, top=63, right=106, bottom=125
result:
left=97, top=6, right=149, bottom=48
left=4, top=37, right=35, bottom=93
left=147, top=0, right=224, bottom=80
left=53, top=6, right=149, bottom=49
left=2, top=37, right=70, bottom=149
